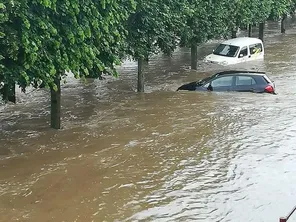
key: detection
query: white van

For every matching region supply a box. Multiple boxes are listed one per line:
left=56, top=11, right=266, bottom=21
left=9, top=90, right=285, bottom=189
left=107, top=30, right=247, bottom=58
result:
left=204, top=37, right=264, bottom=66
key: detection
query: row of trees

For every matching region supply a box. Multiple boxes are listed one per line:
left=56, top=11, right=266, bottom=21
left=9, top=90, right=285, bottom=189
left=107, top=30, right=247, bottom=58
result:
left=1, top=0, right=296, bottom=129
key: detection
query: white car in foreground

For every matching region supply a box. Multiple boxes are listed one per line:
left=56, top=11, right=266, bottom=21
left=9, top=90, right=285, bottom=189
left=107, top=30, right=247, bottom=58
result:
left=204, top=37, right=264, bottom=66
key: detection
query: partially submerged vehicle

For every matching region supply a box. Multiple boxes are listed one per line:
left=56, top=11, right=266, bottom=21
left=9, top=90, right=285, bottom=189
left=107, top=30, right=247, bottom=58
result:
left=204, top=37, right=264, bottom=66
left=177, top=70, right=276, bottom=94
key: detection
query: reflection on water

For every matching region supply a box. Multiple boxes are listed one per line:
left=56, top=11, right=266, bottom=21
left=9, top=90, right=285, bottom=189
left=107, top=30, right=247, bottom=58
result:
left=1, top=20, right=296, bottom=221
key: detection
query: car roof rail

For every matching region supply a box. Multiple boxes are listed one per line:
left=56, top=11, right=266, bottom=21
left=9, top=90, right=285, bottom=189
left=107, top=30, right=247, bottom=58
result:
left=216, top=70, right=266, bottom=76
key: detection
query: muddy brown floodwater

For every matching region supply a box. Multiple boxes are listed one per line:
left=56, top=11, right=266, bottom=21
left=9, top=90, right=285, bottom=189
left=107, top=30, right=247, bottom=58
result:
left=1, top=20, right=296, bottom=222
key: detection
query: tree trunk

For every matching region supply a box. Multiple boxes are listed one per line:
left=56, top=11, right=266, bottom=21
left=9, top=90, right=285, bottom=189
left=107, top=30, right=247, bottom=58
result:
left=137, top=57, right=144, bottom=92
left=281, top=14, right=287, bottom=34
left=2, top=84, right=8, bottom=102
left=248, top=24, right=252, bottom=37
left=8, top=84, right=16, bottom=103
left=191, top=43, right=198, bottom=70
left=231, top=28, right=237, bottom=38
left=2, top=83, right=16, bottom=103
left=291, top=10, right=296, bottom=20
left=259, top=22, right=264, bottom=41
left=50, top=75, right=61, bottom=129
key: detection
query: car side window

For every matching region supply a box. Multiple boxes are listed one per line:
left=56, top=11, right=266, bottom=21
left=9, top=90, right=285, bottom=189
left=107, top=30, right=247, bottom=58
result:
left=236, top=76, right=256, bottom=86
left=250, top=43, right=263, bottom=55
left=211, top=76, right=233, bottom=87
left=238, top=47, right=248, bottom=58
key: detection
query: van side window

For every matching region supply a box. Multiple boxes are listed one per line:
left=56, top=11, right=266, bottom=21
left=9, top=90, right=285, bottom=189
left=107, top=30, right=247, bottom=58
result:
left=238, top=47, right=248, bottom=58
left=250, top=43, right=263, bottom=55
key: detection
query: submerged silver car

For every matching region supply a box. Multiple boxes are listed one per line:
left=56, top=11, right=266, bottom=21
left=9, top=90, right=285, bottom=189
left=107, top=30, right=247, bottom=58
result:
left=177, top=70, right=276, bottom=94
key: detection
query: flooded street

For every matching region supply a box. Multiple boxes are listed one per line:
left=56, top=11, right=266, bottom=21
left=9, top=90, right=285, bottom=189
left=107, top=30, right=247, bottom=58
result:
left=1, top=20, right=296, bottom=222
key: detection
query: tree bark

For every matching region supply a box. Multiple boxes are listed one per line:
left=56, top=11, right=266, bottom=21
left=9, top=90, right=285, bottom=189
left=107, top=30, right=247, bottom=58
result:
left=291, top=10, right=296, bottom=20
left=231, top=28, right=237, bottom=38
left=50, top=75, right=61, bottom=129
left=259, top=22, right=265, bottom=41
left=137, top=57, right=144, bottom=92
left=248, top=24, right=252, bottom=37
left=2, top=83, right=16, bottom=103
left=2, top=84, right=8, bottom=102
left=281, top=14, right=287, bottom=34
left=191, top=43, right=198, bottom=70
left=8, top=84, right=16, bottom=103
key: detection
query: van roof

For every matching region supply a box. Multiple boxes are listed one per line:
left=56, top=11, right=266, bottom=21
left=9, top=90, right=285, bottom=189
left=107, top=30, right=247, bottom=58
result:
left=221, top=37, right=263, bottom=47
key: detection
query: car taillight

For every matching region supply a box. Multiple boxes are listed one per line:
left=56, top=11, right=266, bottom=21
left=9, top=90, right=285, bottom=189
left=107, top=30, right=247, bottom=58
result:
left=265, top=85, right=274, bottom=93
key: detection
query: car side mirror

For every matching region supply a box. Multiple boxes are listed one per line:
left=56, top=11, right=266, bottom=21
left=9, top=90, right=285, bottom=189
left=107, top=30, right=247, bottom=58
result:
left=239, top=54, right=244, bottom=58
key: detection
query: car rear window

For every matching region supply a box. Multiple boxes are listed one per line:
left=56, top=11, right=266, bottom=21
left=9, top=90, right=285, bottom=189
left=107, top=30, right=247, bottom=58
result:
left=263, top=75, right=272, bottom=83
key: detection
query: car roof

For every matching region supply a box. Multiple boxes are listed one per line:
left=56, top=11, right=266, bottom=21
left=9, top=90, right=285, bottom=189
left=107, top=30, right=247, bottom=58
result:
left=221, top=37, right=263, bottom=47
left=215, top=70, right=266, bottom=76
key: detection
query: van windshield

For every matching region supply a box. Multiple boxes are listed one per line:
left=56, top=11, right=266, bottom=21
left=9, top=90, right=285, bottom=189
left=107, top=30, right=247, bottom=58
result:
left=213, top=44, right=239, bottom=57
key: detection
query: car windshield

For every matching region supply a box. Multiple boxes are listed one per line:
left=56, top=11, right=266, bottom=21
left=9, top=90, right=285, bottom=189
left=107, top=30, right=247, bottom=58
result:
left=213, top=44, right=240, bottom=57
left=197, top=75, right=215, bottom=86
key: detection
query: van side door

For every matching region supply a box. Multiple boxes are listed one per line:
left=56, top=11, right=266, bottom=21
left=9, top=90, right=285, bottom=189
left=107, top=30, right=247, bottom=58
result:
left=237, top=46, right=249, bottom=63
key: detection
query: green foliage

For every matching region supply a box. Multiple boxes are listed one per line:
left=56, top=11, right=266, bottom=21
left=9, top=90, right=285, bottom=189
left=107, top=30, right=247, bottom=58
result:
left=126, top=0, right=187, bottom=59
left=253, top=0, right=273, bottom=23
left=269, top=0, right=295, bottom=20
left=0, top=3, right=7, bottom=74
left=1, top=0, right=295, bottom=95
left=180, top=0, right=232, bottom=47
left=226, top=0, right=273, bottom=33
left=0, top=0, right=135, bottom=92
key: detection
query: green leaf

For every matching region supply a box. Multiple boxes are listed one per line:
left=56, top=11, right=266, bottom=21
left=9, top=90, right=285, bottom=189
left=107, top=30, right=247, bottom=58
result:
left=24, top=18, right=30, bottom=29
left=1, top=0, right=135, bottom=99
left=50, top=66, right=56, bottom=76
left=101, top=0, right=106, bottom=9
left=52, top=84, right=58, bottom=92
